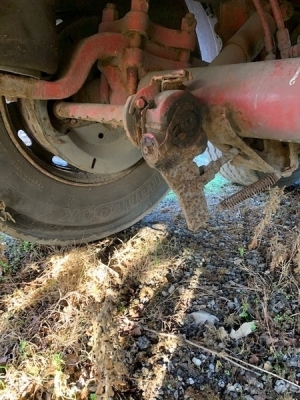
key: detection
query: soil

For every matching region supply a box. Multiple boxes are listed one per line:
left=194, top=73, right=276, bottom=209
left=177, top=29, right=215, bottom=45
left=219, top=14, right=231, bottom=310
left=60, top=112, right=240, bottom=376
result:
left=1, top=156, right=300, bottom=400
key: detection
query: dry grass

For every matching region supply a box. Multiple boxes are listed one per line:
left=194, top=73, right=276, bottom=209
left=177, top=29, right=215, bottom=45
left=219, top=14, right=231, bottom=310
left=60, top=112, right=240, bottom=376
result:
left=0, top=227, right=178, bottom=399
left=1, top=185, right=300, bottom=399
left=249, top=187, right=284, bottom=250
left=0, top=245, right=105, bottom=399
left=0, top=201, right=15, bottom=223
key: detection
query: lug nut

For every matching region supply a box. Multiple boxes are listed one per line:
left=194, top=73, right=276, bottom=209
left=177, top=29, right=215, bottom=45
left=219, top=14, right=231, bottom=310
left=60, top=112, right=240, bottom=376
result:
left=135, top=98, right=146, bottom=110
left=181, top=13, right=197, bottom=33
left=131, top=0, right=149, bottom=13
left=102, top=3, right=118, bottom=22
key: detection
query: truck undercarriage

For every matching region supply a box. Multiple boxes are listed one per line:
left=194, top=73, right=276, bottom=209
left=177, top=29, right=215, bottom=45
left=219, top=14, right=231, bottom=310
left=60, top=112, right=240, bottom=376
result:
left=0, top=0, right=300, bottom=244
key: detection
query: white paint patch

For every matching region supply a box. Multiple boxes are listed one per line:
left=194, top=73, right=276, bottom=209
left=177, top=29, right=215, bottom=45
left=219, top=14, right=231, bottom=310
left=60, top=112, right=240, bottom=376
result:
left=254, top=93, right=258, bottom=109
left=289, top=67, right=300, bottom=85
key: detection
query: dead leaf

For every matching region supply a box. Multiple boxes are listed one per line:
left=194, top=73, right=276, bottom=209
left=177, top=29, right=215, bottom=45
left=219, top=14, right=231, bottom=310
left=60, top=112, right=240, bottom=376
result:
left=131, top=326, right=142, bottom=336
left=265, top=336, right=279, bottom=346
left=80, top=387, right=89, bottom=399
left=230, top=321, right=256, bottom=340
left=263, top=361, right=273, bottom=371
left=249, top=354, right=260, bottom=365
left=65, top=353, right=79, bottom=365
left=0, top=356, right=7, bottom=364
left=283, top=337, right=297, bottom=346
left=217, top=326, right=229, bottom=340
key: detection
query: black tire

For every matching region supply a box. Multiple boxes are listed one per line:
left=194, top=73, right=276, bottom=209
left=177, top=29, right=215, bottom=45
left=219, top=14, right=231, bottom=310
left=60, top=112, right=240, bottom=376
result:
left=0, top=10, right=171, bottom=245
left=206, top=143, right=260, bottom=186
left=0, top=101, right=168, bottom=245
left=206, top=142, right=300, bottom=187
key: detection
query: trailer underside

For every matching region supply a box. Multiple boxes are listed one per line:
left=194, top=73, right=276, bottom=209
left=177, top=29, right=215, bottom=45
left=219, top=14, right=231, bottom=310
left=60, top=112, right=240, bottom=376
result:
left=0, top=0, right=300, bottom=243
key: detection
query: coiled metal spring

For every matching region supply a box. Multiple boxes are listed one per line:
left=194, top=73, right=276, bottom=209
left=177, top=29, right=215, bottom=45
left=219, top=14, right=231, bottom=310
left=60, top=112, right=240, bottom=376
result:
left=219, top=172, right=280, bottom=210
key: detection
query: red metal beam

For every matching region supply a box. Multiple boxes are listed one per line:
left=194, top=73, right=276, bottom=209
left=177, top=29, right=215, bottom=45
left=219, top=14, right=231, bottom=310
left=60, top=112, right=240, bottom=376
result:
left=186, top=59, right=300, bottom=142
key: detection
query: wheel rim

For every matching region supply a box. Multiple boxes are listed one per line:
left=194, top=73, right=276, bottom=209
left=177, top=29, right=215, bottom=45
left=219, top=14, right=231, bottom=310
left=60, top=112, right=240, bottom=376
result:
left=2, top=98, right=142, bottom=186
left=1, top=16, right=143, bottom=187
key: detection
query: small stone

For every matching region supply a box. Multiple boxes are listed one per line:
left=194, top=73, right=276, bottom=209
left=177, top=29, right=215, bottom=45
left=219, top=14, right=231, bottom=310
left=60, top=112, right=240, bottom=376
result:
left=227, top=384, right=236, bottom=392
left=192, top=357, right=202, bottom=367
left=233, top=259, right=243, bottom=266
left=218, top=379, right=226, bottom=388
left=247, top=259, right=258, bottom=267
left=136, top=336, right=151, bottom=350
left=226, top=383, right=242, bottom=393
left=162, top=291, right=168, bottom=297
left=190, top=311, right=219, bottom=325
left=289, top=357, right=299, bottom=367
left=168, top=284, right=176, bottom=294
left=207, top=300, right=216, bottom=308
left=208, top=363, right=215, bottom=372
left=187, top=378, right=195, bottom=385
left=274, top=380, right=288, bottom=394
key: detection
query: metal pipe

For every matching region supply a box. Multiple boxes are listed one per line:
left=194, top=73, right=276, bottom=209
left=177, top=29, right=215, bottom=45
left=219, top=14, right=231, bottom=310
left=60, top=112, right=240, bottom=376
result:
left=252, top=0, right=276, bottom=59
left=137, top=11, right=276, bottom=89
left=269, top=0, right=285, bottom=30
left=210, top=11, right=276, bottom=66
left=186, top=59, right=300, bottom=142
left=54, top=102, right=125, bottom=126
left=268, top=0, right=291, bottom=59
left=0, top=33, right=129, bottom=100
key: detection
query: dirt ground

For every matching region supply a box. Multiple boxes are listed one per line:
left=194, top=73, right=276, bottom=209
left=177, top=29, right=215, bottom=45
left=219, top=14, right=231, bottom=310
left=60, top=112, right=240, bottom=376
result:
left=0, top=169, right=300, bottom=400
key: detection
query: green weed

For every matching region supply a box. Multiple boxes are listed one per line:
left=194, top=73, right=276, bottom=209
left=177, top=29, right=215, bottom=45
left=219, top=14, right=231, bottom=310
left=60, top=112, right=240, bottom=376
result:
left=53, top=353, right=64, bottom=371
left=239, top=302, right=250, bottom=320
left=19, top=340, right=28, bottom=358
left=238, top=247, right=245, bottom=257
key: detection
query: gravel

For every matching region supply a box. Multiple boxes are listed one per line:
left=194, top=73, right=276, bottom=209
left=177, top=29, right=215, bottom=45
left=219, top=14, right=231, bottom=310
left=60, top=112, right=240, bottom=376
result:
left=1, top=157, right=300, bottom=399
left=114, top=165, right=300, bottom=399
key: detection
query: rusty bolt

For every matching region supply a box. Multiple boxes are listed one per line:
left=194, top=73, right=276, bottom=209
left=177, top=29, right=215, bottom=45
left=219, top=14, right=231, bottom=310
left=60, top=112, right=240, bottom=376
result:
left=181, top=13, right=197, bottom=33
left=142, top=142, right=155, bottom=157
left=141, top=134, right=159, bottom=165
left=5, top=96, right=17, bottom=103
left=135, top=98, right=147, bottom=110
left=102, top=3, right=118, bottom=22
left=131, top=0, right=149, bottom=13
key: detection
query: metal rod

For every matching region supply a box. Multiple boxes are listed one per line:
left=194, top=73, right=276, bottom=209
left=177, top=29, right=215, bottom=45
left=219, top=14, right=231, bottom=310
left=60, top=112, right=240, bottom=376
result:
left=54, top=102, right=125, bottom=126
left=252, top=0, right=276, bottom=59
left=0, top=33, right=129, bottom=100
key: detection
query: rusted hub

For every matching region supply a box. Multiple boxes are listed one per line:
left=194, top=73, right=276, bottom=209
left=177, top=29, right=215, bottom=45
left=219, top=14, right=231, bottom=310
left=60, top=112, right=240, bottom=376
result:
left=145, top=90, right=206, bottom=150
left=133, top=89, right=209, bottom=232
left=166, top=93, right=203, bottom=149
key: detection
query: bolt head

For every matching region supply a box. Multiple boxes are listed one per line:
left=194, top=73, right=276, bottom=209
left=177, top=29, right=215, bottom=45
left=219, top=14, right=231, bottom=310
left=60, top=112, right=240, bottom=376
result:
left=102, top=3, right=118, bottom=22
left=135, top=98, right=146, bottom=110
left=181, top=13, right=196, bottom=32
